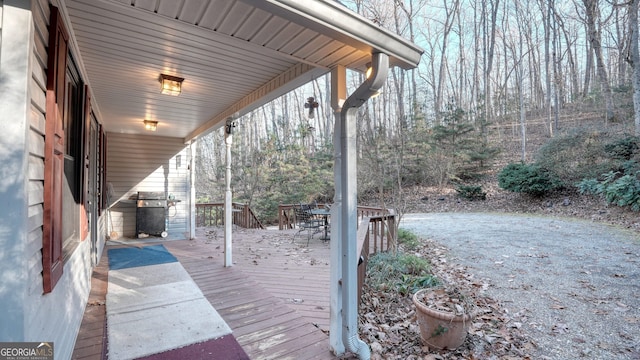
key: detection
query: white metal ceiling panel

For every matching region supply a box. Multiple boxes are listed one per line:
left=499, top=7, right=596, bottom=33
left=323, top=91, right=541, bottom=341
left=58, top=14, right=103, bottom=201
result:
left=216, top=1, right=254, bottom=35
left=177, top=0, right=209, bottom=25
left=232, top=8, right=272, bottom=41
left=132, top=0, right=157, bottom=12
left=156, top=0, right=183, bottom=19
left=249, top=16, right=289, bottom=46
left=196, top=0, right=232, bottom=29
left=278, top=28, right=319, bottom=55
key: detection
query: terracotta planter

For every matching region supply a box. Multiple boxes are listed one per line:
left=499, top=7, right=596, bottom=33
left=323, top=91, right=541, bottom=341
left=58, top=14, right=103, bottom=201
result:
left=412, top=288, right=475, bottom=350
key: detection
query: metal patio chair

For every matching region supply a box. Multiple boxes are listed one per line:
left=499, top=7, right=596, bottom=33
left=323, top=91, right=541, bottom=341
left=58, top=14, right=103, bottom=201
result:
left=293, top=203, right=324, bottom=245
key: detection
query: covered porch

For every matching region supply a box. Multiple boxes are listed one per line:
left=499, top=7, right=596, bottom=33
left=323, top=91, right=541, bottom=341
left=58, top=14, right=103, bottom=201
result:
left=2, top=0, right=419, bottom=358
left=74, top=227, right=335, bottom=359
left=57, top=0, right=419, bottom=358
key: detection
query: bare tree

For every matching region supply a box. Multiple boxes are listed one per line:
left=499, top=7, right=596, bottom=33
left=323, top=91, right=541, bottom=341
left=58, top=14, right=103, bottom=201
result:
left=552, top=7, right=580, bottom=102
left=582, top=0, right=615, bottom=122
left=483, top=0, right=500, bottom=126
left=628, top=0, right=640, bottom=136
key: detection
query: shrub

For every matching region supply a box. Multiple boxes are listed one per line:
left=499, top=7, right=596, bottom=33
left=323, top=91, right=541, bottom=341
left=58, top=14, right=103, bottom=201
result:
left=498, top=163, right=563, bottom=197
left=603, top=173, right=640, bottom=211
left=536, top=129, right=620, bottom=183
left=577, top=171, right=640, bottom=211
left=397, top=228, right=420, bottom=251
left=455, top=185, right=487, bottom=201
left=367, top=252, right=439, bottom=296
left=576, top=178, right=602, bottom=195
left=604, top=136, right=639, bottom=160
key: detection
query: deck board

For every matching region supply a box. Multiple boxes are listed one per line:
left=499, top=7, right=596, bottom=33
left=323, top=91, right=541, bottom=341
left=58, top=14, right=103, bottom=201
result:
left=71, top=252, right=108, bottom=360
left=72, top=228, right=340, bottom=359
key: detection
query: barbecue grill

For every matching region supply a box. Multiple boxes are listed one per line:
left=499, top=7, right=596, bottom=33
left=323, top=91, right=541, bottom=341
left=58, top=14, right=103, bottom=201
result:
left=136, top=191, right=167, bottom=238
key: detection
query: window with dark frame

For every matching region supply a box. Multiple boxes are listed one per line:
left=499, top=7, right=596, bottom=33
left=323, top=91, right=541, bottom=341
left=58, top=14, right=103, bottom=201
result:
left=43, top=5, right=103, bottom=292
left=61, top=54, right=85, bottom=255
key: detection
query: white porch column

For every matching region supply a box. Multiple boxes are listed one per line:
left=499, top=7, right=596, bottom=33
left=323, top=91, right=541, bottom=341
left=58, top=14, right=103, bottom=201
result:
left=188, top=140, right=197, bottom=239
left=224, top=118, right=234, bottom=267
left=329, top=65, right=347, bottom=355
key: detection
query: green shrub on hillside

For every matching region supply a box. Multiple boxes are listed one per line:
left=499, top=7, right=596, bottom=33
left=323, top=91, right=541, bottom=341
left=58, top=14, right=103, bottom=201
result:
left=455, top=185, right=487, bottom=201
left=604, top=136, right=639, bottom=160
left=577, top=171, right=640, bottom=211
left=498, top=163, right=563, bottom=197
left=536, top=129, right=622, bottom=184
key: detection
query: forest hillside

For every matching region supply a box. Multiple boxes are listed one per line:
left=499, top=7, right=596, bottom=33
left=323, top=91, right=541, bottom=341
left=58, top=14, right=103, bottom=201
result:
left=195, top=0, right=640, bottom=232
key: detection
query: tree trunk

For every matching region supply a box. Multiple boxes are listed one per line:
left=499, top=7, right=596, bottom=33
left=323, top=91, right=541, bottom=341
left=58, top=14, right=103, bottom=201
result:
left=435, top=0, right=458, bottom=124
left=582, top=0, right=615, bottom=122
left=629, top=0, right=640, bottom=136
left=484, top=0, right=500, bottom=128
left=543, top=0, right=553, bottom=136
left=554, top=10, right=580, bottom=101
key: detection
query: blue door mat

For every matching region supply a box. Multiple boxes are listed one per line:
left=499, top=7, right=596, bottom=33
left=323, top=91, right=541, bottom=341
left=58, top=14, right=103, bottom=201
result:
left=108, top=244, right=178, bottom=270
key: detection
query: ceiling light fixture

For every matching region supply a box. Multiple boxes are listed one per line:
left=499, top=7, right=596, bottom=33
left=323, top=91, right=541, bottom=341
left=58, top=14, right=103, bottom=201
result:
left=143, top=120, right=158, bottom=131
left=160, top=74, right=184, bottom=96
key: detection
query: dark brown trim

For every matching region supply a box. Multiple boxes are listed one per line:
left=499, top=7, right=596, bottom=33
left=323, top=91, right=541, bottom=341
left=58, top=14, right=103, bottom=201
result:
left=100, top=129, right=108, bottom=211
left=98, top=124, right=104, bottom=216
left=43, top=5, right=69, bottom=293
left=80, top=85, right=91, bottom=241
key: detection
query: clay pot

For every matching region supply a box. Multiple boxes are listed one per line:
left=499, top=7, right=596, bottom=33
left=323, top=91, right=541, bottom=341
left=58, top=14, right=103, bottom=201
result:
left=412, top=288, right=475, bottom=349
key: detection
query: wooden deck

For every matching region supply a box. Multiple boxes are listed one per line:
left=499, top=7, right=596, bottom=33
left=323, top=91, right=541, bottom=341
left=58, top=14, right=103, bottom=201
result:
left=72, top=227, right=340, bottom=359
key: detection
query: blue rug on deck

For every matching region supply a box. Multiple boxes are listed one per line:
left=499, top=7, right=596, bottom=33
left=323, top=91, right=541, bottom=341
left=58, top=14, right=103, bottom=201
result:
left=108, top=244, right=178, bottom=270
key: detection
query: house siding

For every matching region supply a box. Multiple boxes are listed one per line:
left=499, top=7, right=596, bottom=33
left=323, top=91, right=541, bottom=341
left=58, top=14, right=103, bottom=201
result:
left=107, top=133, right=191, bottom=239
left=0, top=0, right=38, bottom=341
left=0, top=1, right=106, bottom=358
left=28, top=0, right=48, bottom=298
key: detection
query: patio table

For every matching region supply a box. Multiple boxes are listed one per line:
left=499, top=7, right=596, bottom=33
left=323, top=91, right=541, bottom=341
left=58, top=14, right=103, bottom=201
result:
left=310, top=208, right=330, bottom=240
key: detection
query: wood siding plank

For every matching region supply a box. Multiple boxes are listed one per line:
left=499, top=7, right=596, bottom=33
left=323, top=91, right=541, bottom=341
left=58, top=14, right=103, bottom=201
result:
left=106, top=132, right=190, bottom=238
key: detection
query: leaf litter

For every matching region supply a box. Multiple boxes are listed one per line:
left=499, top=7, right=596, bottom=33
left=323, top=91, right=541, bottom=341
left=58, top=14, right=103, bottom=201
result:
left=350, top=237, right=536, bottom=359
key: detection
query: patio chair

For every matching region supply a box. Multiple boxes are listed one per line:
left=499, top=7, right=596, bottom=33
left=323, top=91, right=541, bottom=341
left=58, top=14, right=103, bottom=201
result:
left=293, top=203, right=324, bottom=245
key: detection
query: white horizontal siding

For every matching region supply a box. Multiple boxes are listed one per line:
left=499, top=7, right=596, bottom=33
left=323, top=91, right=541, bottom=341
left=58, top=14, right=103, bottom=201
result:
left=27, top=0, right=48, bottom=301
left=107, top=132, right=191, bottom=238
left=22, top=2, right=96, bottom=360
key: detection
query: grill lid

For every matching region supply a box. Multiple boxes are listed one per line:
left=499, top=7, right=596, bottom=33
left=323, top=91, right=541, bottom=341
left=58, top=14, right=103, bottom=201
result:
left=137, top=191, right=165, bottom=200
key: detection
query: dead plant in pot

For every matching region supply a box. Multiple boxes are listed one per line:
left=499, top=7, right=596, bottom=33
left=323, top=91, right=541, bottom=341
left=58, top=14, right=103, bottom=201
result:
left=412, top=286, right=477, bottom=350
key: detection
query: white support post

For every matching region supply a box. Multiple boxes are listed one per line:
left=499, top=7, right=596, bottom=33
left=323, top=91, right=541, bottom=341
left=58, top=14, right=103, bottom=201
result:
left=224, top=123, right=233, bottom=267
left=188, top=140, right=197, bottom=239
left=329, top=65, right=347, bottom=355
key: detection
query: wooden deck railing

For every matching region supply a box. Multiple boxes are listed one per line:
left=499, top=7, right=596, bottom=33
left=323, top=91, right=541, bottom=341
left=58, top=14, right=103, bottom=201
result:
left=277, top=204, right=392, bottom=230
left=196, top=202, right=265, bottom=229
left=356, top=212, right=397, bottom=308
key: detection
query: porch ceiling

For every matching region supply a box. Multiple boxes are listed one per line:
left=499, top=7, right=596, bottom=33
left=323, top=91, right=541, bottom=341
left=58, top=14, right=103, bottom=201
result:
left=64, top=0, right=422, bottom=141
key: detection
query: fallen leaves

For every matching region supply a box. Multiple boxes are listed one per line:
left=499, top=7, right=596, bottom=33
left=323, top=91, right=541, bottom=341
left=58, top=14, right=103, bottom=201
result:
left=358, top=237, right=535, bottom=359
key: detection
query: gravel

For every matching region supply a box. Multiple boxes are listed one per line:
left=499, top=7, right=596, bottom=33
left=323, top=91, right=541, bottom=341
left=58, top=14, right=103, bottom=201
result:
left=401, top=212, right=640, bottom=360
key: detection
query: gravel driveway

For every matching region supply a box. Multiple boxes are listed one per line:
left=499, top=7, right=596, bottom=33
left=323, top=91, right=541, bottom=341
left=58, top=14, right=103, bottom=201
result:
left=401, top=213, right=640, bottom=360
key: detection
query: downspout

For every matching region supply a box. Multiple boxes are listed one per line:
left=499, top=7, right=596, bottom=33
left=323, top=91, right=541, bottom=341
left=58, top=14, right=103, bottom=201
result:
left=340, top=52, right=389, bottom=360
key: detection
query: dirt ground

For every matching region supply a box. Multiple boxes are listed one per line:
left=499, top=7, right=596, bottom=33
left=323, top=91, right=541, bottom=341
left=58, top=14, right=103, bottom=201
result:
left=401, top=213, right=640, bottom=360
left=354, top=184, right=640, bottom=359
left=400, top=183, right=640, bottom=234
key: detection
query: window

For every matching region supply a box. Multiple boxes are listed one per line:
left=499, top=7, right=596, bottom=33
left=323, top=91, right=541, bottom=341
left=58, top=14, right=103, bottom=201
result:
left=61, top=54, right=86, bottom=255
